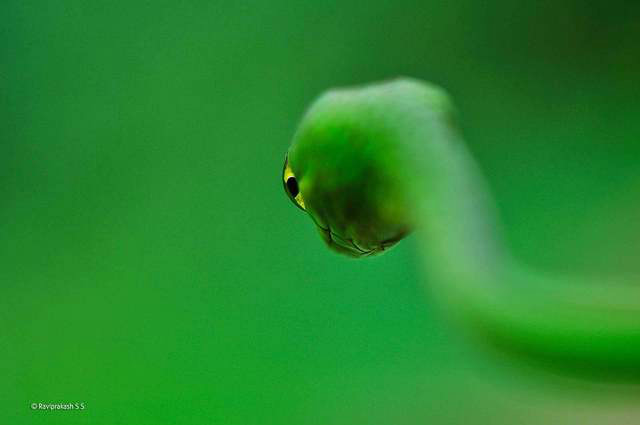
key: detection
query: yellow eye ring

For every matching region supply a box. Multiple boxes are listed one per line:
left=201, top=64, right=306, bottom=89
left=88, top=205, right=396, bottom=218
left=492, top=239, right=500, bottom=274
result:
left=282, top=153, right=306, bottom=211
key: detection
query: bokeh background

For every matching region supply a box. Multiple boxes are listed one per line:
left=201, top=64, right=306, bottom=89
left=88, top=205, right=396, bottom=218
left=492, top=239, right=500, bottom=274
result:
left=2, top=1, right=640, bottom=424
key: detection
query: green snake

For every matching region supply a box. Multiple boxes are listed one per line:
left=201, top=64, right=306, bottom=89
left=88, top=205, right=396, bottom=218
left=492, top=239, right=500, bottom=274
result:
left=282, top=78, right=640, bottom=376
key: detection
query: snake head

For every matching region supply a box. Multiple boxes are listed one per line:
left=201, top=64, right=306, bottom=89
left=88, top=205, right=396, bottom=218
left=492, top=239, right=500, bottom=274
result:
left=282, top=86, right=412, bottom=258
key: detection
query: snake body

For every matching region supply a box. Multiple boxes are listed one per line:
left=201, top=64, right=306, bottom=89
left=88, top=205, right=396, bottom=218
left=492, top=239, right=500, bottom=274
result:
left=283, top=78, right=640, bottom=376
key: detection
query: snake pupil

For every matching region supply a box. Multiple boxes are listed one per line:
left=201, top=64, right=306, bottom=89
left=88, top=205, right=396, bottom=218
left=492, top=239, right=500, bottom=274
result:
left=286, top=177, right=299, bottom=197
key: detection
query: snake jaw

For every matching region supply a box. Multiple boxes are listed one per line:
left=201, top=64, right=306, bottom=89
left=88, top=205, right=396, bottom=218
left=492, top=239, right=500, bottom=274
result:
left=315, top=224, right=373, bottom=258
left=313, top=221, right=406, bottom=258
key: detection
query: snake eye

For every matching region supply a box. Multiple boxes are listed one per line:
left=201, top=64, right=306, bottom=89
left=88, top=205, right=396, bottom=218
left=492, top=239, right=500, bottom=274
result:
left=282, top=154, right=306, bottom=211
left=286, top=176, right=299, bottom=198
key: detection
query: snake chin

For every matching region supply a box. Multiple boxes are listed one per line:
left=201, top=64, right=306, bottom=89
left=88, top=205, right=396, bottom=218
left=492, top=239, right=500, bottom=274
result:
left=314, top=224, right=405, bottom=258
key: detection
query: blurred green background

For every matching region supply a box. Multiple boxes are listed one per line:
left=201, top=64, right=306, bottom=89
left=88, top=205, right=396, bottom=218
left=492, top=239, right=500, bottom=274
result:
left=2, top=1, right=640, bottom=424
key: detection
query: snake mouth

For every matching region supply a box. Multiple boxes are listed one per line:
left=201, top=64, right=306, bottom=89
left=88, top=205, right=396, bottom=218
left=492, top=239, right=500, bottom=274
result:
left=312, top=221, right=405, bottom=258
left=315, top=225, right=375, bottom=257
